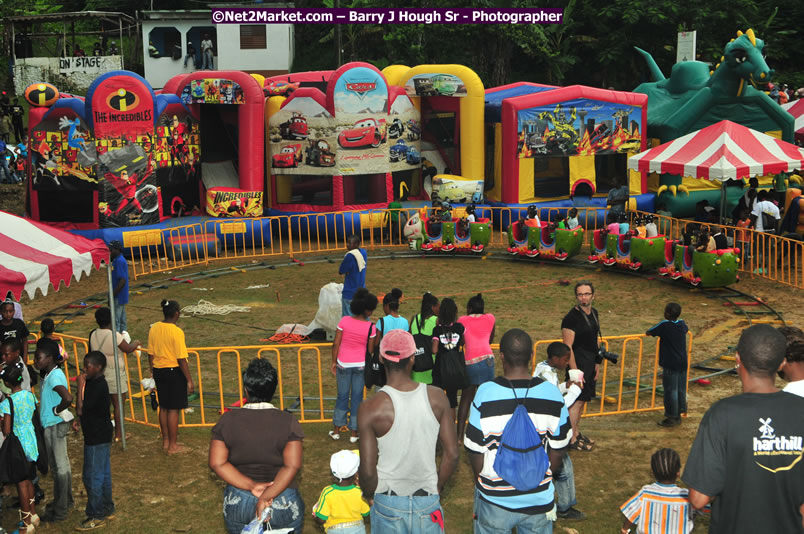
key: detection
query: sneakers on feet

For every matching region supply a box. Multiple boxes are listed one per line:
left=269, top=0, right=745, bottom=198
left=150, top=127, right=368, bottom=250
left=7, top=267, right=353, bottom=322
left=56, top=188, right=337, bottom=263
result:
left=75, top=517, right=106, bottom=531
left=557, top=507, right=586, bottom=520
left=328, top=430, right=341, bottom=440
left=349, top=435, right=359, bottom=443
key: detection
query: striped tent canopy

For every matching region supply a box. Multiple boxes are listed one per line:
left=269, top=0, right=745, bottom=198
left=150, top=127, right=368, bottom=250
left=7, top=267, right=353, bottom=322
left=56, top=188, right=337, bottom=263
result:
left=627, top=120, right=804, bottom=181
left=0, top=211, right=109, bottom=300
left=782, top=99, right=804, bottom=142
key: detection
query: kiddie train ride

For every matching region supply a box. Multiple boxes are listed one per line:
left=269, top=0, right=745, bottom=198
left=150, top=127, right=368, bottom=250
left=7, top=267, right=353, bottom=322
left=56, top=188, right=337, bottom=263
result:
left=586, top=227, right=740, bottom=287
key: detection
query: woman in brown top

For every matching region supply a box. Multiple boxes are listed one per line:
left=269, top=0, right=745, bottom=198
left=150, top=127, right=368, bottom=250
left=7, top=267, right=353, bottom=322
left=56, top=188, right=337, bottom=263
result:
left=209, top=358, right=304, bottom=533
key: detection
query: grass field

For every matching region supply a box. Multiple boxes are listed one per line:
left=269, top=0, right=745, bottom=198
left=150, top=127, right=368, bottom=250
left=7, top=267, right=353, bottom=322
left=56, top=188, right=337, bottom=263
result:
left=5, top=253, right=799, bottom=533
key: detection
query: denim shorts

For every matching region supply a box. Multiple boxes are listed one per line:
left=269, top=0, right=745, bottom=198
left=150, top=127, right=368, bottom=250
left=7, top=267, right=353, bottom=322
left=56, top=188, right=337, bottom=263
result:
left=371, top=493, right=443, bottom=533
left=222, top=484, right=304, bottom=534
left=465, top=357, right=494, bottom=386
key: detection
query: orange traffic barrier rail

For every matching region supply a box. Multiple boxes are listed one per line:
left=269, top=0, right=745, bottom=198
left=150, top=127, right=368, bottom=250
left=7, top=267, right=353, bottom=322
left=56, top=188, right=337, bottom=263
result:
left=51, top=331, right=692, bottom=427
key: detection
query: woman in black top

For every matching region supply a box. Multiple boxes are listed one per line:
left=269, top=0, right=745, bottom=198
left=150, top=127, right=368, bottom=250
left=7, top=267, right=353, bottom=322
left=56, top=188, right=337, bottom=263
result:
left=431, top=298, right=465, bottom=421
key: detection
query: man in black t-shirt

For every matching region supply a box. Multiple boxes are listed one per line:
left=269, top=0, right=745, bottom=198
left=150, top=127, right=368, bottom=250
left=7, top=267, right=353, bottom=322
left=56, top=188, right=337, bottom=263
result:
left=561, top=282, right=600, bottom=451
left=0, top=300, right=29, bottom=346
left=683, top=324, right=804, bottom=533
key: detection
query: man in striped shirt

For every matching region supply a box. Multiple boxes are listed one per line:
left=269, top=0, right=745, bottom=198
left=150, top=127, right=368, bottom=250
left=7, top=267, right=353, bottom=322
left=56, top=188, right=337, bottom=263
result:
left=620, top=448, right=693, bottom=534
left=465, top=328, right=571, bottom=533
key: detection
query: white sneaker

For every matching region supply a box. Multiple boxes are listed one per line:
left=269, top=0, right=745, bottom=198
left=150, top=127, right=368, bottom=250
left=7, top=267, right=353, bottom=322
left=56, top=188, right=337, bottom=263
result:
left=349, top=435, right=360, bottom=443
left=328, top=430, right=340, bottom=440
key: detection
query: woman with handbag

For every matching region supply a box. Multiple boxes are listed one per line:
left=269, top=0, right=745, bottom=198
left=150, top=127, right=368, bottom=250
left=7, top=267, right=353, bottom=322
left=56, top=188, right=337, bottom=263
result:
left=209, top=358, right=304, bottom=534
left=0, top=362, right=40, bottom=533
left=431, top=298, right=466, bottom=424
left=329, top=288, right=377, bottom=443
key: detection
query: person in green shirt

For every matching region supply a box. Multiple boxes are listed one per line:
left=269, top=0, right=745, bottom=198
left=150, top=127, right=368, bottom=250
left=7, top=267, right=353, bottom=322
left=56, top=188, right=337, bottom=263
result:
left=410, top=292, right=439, bottom=384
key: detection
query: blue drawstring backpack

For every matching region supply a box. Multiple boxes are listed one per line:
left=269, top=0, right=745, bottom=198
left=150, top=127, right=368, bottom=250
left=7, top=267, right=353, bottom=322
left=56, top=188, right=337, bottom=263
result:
left=493, top=379, right=550, bottom=492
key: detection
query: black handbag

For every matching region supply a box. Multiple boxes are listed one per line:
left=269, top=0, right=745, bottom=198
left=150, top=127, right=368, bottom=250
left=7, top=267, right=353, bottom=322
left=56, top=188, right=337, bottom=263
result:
left=363, top=319, right=386, bottom=389
left=0, top=397, right=34, bottom=484
left=32, top=406, right=48, bottom=475
left=411, top=315, right=434, bottom=372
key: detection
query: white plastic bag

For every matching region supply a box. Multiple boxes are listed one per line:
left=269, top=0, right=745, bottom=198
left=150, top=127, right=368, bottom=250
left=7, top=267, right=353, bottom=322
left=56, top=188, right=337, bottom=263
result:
left=306, top=282, right=343, bottom=335
left=240, top=507, right=294, bottom=534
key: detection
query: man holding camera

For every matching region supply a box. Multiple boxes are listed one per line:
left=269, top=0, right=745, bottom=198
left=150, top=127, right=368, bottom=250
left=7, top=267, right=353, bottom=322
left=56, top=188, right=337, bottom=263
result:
left=561, top=282, right=607, bottom=451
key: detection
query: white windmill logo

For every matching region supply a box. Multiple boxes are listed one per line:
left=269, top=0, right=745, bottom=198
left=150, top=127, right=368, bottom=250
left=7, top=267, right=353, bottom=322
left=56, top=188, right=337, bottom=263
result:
left=758, top=418, right=775, bottom=439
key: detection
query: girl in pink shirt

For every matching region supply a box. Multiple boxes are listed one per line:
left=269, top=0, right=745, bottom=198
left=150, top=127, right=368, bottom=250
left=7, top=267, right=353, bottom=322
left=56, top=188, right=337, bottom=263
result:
left=457, top=293, right=496, bottom=440
left=330, top=288, right=377, bottom=443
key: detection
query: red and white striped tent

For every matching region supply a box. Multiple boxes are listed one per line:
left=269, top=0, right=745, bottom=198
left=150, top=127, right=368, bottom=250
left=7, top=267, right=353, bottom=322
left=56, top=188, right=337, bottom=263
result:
left=0, top=210, right=109, bottom=300
left=781, top=99, right=804, bottom=143
left=627, top=120, right=804, bottom=180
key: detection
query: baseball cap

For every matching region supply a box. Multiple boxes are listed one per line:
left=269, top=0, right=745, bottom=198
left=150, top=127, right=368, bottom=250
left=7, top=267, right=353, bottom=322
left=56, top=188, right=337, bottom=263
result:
left=330, top=449, right=359, bottom=481
left=379, top=330, right=416, bottom=362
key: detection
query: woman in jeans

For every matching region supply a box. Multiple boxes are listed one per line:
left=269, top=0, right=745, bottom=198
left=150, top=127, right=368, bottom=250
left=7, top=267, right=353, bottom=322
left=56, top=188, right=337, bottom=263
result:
left=330, top=288, right=377, bottom=443
left=209, top=358, right=304, bottom=533
left=457, top=293, right=495, bottom=440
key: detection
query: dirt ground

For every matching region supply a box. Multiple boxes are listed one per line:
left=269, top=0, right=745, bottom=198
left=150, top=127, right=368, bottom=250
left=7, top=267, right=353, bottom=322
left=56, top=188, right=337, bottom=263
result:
left=6, top=252, right=801, bottom=533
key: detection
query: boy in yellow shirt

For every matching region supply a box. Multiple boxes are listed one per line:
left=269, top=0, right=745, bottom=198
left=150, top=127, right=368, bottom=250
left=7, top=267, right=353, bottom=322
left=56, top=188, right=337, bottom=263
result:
left=313, top=450, right=369, bottom=533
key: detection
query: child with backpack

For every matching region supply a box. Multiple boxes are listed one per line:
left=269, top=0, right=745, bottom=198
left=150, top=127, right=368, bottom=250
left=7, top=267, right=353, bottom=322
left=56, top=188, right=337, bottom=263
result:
left=431, top=298, right=465, bottom=421
left=0, top=362, right=40, bottom=533
left=312, top=450, right=369, bottom=533
left=620, top=448, right=693, bottom=534
left=646, top=303, right=689, bottom=427
left=410, top=293, right=439, bottom=385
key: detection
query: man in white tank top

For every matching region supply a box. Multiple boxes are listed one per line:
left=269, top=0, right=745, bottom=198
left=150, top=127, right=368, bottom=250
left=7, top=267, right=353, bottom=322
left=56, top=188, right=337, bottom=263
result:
left=358, top=330, right=459, bottom=533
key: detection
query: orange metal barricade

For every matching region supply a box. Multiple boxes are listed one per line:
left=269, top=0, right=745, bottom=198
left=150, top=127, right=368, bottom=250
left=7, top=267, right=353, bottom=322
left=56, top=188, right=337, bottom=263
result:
left=52, top=331, right=691, bottom=428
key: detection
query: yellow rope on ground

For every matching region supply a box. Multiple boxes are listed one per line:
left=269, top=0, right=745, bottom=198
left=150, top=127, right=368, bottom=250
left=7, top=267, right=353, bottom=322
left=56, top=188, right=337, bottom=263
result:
left=181, top=299, right=251, bottom=316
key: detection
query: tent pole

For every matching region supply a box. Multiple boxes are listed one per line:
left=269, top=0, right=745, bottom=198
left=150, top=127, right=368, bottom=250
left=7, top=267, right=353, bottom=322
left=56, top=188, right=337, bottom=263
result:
left=720, top=181, right=727, bottom=224
left=106, top=263, right=127, bottom=451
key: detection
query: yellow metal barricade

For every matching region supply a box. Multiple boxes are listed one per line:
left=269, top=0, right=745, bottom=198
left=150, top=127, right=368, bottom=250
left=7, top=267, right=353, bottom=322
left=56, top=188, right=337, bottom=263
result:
left=50, top=330, right=693, bottom=427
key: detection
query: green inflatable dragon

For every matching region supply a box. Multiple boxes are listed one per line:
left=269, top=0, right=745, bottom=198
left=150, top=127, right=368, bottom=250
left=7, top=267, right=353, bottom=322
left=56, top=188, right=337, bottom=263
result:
left=633, top=29, right=794, bottom=215
left=634, top=29, right=792, bottom=143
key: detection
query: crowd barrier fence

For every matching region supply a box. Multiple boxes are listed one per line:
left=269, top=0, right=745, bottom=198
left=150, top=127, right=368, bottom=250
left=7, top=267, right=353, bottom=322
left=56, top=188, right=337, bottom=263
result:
left=46, top=331, right=692, bottom=428
left=125, top=206, right=804, bottom=289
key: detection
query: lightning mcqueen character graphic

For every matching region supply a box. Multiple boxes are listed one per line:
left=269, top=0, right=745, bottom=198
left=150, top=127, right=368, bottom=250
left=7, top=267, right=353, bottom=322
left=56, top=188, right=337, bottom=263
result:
left=338, top=118, right=387, bottom=149
left=272, top=144, right=303, bottom=168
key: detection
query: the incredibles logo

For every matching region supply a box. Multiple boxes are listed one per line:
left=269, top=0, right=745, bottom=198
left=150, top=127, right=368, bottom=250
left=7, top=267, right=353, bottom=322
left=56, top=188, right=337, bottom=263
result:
left=106, top=88, right=140, bottom=112
left=24, top=82, right=59, bottom=107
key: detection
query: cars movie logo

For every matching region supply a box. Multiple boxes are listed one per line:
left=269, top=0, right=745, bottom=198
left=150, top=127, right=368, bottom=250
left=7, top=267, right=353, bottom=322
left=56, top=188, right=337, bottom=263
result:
left=345, top=81, right=376, bottom=98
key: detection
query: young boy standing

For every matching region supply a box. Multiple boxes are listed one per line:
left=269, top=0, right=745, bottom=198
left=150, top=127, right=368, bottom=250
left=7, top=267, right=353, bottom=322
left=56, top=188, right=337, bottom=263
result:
left=313, top=450, right=369, bottom=533
left=646, top=303, right=689, bottom=427
left=620, top=448, right=693, bottom=534
left=34, top=338, right=74, bottom=523
left=533, top=341, right=585, bottom=520
left=72, top=351, right=115, bottom=531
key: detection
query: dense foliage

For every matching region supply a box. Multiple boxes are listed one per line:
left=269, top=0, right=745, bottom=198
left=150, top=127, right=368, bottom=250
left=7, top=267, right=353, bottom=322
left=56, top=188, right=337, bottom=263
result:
left=2, top=0, right=802, bottom=92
